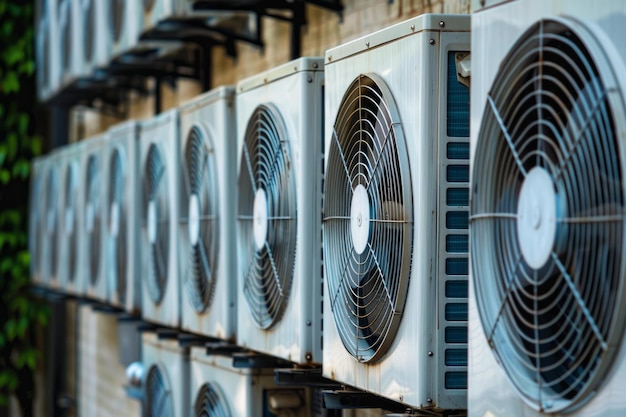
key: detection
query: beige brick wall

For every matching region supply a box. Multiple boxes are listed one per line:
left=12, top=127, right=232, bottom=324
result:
left=63, top=2, right=469, bottom=417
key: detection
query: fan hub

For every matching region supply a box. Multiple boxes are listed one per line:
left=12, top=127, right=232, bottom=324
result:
left=350, top=184, right=371, bottom=255
left=517, top=167, right=556, bottom=269
left=147, top=200, right=157, bottom=245
left=188, top=194, right=200, bottom=246
left=253, top=188, right=268, bottom=251
left=110, top=202, right=119, bottom=238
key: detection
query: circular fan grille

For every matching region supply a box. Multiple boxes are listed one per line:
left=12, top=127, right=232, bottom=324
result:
left=46, top=166, right=59, bottom=279
left=64, top=162, right=79, bottom=283
left=237, top=104, right=297, bottom=330
left=145, top=365, right=174, bottom=417
left=83, top=0, right=94, bottom=62
left=323, top=74, right=413, bottom=363
left=194, top=383, right=230, bottom=417
left=182, top=127, right=219, bottom=313
left=108, top=148, right=127, bottom=302
left=471, top=18, right=626, bottom=412
left=85, top=154, right=102, bottom=285
left=143, top=143, right=170, bottom=304
left=111, top=0, right=124, bottom=43
left=59, top=0, right=71, bottom=73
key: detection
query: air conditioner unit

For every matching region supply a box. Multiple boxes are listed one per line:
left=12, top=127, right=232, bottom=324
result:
left=57, top=0, right=73, bottom=87
left=322, top=15, right=471, bottom=411
left=36, top=0, right=60, bottom=101
left=38, top=150, right=62, bottom=290
left=71, top=0, right=111, bottom=80
left=58, top=140, right=87, bottom=296
left=105, top=120, right=141, bottom=315
left=179, top=87, right=237, bottom=340
left=82, top=135, right=107, bottom=303
left=142, top=332, right=189, bottom=417
left=29, top=154, right=50, bottom=286
left=139, top=109, right=181, bottom=328
left=109, top=1, right=144, bottom=59
left=190, top=348, right=311, bottom=417
left=469, top=1, right=626, bottom=416
left=235, top=57, right=324, bottom=365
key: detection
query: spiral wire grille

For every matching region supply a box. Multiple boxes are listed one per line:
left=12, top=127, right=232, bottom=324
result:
left=85, top=154, right=102, bottom=286
left=323, top=74, right=413, bottom=363
left=182, top=127, right=219, bottom=313
left=83, top=0, right=94, bottom=62
left=237, top=104, right=297, bottom=330
left=194, top=383, right=230, bottom=417
left=145, top=365, right=174, bottom=417
left=64, top=163, right=79, bottom=283
left=471, top=19, right=626, bottom=412
left=143, top=143, right=170, bottom=304
left=108, top=148, right=127, bottom=303
left=46, top=166, right=59, bottom=279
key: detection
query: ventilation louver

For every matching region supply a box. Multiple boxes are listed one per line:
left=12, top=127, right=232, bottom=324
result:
left=194, top=383, right=230, bottom=417
left=237, top=104, right=297, bottom=330
left=85, top=154, right=102, bottom=286
left=145, top=365, right=174, bottom=417
left=143, top=143, right=170, bottom=304
left=471, top=18, right=626, bottom=412
left=107, top=148, right=127, bottom=303
left=182, top=127, right=219, bottom=313
left=324, top=74, right=413, bottom=363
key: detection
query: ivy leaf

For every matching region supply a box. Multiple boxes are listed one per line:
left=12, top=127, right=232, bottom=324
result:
left=2, top=71, right=19, bottom=93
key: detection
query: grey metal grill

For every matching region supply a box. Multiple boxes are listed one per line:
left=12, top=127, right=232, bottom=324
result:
left=237, top=104, right=297, bottom=330
left=85, top=154, right=102, bottom=286
left=323, top=74, right=413, bottom=363
left=471, top=18, right=626, bottom=412
left=145, top=365, right=174, bottom=417
left=64, top=162, right=79, bottom=283
left=107, top=148, right=127, bottom=303
left=194, top=383, right=230, bottom=417
left=181, top=126, right=219, bottom=313
left=143, top=143, right=170, bottom=304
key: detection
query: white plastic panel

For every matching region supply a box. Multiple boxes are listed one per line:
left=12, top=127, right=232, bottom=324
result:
left=179, top=87, right=237, bottom=341
left=469, top=1, right=626, bottom=416
left=139, top=109, right=181, bottom=328
left=235, top=57, right=324, bottom=365
left=322, top=14, right=470, bottom=410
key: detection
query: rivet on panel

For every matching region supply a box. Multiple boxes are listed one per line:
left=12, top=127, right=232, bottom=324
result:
left=366, top=41, right=370, bottom=47
left=313, top=63, right=319, bottom=68
left=410, top=25, right=415, bottom=32
left=439, top=20, right=445, bottom=28
left=428, top=351, right=433, bottom=357
left=307, top=77, right=312, bottom=83
left=429, top=39, right=436, bottom=45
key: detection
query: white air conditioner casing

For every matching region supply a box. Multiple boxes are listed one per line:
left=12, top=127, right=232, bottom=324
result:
left=71, top=0, right=111, bottom=80
left=179, top=87, right=237, bottom=341
left=29, top=154, right=51, bottom=286
left=36, top=0, right=60, bottom=101
left=38, top=150, right=62, bottom=290
left=322, top=15, right=471, bottom=410
left=139, top=109, right=181, bottom=328
left=235, top=57, right=324, bottom=365
left=142, top=332, right=189, bottom=417
left=190, top=347, right=310, bottom=417
left=82, top=135, right=107, bottom=303
left=109, top=1, right=143, bottom=59
left=105, top=121, right=141, bottom=315
left=469, top=1, right=626, bottom=416
left=57, top=141, right=87, bottom=296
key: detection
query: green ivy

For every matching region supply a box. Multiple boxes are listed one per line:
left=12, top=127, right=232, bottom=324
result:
left=0, top=0, right=50, bottom=414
